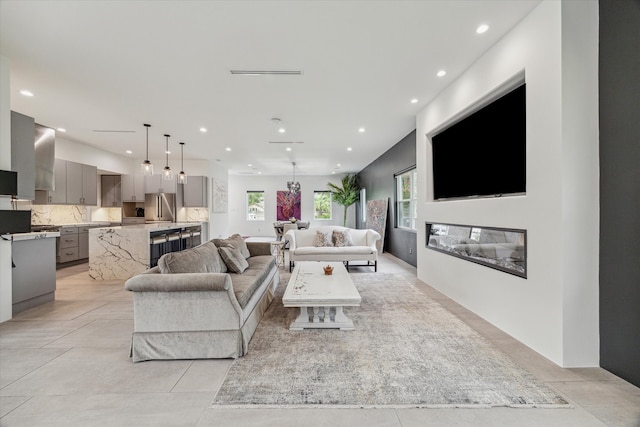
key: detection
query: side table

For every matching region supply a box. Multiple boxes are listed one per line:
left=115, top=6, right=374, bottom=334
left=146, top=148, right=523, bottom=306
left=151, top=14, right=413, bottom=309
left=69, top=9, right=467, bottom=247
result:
left=270, top=241, right=286, bottom=269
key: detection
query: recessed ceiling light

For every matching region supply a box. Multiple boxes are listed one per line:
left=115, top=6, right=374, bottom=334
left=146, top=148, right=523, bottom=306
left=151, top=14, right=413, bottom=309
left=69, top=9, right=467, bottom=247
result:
left=358, top=127, right=365, bottom=133
left=410, top=98, right=418, bottom=104
left=56, top=128, right=67, bottom=132
left=165, top=151, right=171, bottom=154
left=258, top=171, right=262, bottom=175
left=248, top=163, right=252, bottom=167
left=278, top=128, right=286, bottom=133
left=200, top=127, right=207, bottom=133
left=332, top=171, right=336, bottom=174
left=126, top=150, right=133, bottom=154
left=20, top=89, right=34, bottom=97
left=286, top=147, right=292, bottom=151
left=347, top=147, right=353, bottom=151
left=437, top=70, right=447, bottom=77
left=476, top=24, right=490, bottom=34
left=225, top=147, right=231, bottom=151
left=337, top=163, right=341, bottom=167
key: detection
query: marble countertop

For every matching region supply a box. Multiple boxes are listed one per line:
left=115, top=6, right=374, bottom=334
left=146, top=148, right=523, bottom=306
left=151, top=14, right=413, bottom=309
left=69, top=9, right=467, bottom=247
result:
left=91, top=222, right=202, bottom=232
left=11, top=231, right=61, bottom=241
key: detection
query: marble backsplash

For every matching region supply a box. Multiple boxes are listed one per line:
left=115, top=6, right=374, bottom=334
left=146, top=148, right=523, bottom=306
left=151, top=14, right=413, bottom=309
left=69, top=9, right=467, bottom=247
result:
left=30, top=204, right=88, bottom=225
left=177, top=207, right=209, bottom=222
left=91, top=208, right=122, bottom=222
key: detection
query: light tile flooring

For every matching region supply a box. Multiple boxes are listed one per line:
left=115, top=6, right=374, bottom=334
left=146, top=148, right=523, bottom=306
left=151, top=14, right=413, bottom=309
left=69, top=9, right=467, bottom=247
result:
left=1, top=253, right=639, bottom=426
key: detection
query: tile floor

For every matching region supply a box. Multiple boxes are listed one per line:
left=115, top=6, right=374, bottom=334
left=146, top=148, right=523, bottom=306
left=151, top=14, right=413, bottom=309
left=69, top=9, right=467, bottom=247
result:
left=1, top=253, right=639, bottom=426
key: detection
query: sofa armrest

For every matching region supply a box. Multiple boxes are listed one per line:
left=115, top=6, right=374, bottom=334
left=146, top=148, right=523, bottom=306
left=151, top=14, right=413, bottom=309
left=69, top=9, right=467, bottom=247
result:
left=125, top=272, right=232, bottom=293
left=284, top=230, right=297, bottom=250
left=247, top=241, right=273, bottom=257
left=366, top=229, right=382, bottom=248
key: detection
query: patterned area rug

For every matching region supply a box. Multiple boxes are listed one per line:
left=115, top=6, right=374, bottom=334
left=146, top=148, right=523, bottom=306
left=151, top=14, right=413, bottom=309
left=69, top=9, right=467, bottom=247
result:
left=212, top=273, right=569, bottom=408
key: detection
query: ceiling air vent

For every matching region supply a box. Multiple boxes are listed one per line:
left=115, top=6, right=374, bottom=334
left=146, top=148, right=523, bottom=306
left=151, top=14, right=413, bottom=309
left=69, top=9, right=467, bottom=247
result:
left=268, top=141, right=304, bottom=144
left=230, top=70, right=303, bottom=76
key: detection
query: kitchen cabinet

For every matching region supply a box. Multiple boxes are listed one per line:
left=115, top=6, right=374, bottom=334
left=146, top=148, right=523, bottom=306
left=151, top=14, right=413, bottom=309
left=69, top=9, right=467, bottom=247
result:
left=58, top=226, right=79, bottom=263
left=144, top=174, right=176, bottom=194
left=34, top=159, right=97, bottom=205
left=121, top=174, right=145, bottom=201
left=10, top=111, right=35, bottom=200
left=101, top=175, right=122, bottom=207
left=78, top=226, right=90, bottom=259
left=179, top=176, right=208, bottom=207
left=12, top=235, right=57, bottom=314
left=66, top=161, right=97, bottom=205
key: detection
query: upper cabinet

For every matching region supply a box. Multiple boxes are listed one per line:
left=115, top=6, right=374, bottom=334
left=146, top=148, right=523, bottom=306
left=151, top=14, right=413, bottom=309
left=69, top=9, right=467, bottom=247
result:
left=121, top=174, right=145, bottom=202
left=10, top=111, right=35, bottom=200
left=101, top=175, right=122, bottom=207
left=66, top=161, right=97, bottom=205
left=144, top=174, right=176, bottom=194
left=34, top=159, right=97, bottom=206
left=179, top=176, right=208, bottom=207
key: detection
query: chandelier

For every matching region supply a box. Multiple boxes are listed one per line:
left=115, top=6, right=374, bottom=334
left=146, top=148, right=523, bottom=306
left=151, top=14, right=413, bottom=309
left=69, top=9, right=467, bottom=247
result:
left=287, top=162, right=300, bottom=195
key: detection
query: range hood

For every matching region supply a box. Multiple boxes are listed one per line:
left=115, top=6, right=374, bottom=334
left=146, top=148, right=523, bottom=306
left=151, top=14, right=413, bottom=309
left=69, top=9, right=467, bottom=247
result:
left=34, top=124, right=55, bottom=191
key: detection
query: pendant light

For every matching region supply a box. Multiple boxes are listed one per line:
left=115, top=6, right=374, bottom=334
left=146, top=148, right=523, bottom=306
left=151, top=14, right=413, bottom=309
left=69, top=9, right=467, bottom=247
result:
left=177, top=142, right=187, bottom=185
left=287, top=162, right=300, bottom=195
left=141, top=124, right=153, bottom=176
left=162, top=134, right=174, bottom=181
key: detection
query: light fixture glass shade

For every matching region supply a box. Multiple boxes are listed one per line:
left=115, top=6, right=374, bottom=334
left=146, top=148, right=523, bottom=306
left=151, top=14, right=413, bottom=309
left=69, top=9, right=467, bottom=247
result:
left=141, top=160, right=154, bottom=176
left=163, top=134, right=173, bottom=181
left=287, top=162, right=300, bottom=194
left=142, top=124, right=153, bottom=175
left=163, top=166, right=174, bottom=181
left=177, top=142, right=187, bottom=184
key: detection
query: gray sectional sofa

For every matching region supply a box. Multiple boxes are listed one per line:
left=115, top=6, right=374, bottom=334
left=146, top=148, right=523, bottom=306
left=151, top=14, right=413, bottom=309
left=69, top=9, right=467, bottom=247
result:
left=124, top=236, right=279, bottom=362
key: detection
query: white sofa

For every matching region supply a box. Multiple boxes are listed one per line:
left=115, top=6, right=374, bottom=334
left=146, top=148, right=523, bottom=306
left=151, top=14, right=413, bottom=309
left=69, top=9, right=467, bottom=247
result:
left=284, top=225, right=381, bottom=272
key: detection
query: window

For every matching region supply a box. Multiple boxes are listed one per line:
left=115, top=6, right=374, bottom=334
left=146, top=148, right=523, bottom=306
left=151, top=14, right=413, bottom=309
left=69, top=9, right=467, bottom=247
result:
left=314, top=191, right=332, bottom=220
left=246, top=191, right=265, bottom=221
left=396, top=169, right=417, bottom=230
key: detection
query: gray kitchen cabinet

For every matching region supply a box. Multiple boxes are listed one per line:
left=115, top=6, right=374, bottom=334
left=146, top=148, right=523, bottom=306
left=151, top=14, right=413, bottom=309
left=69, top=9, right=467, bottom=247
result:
left=101, top=175, right=122, bottom=207
left=78, top=226, right=90, bottom=259
left=144, top=173, right=176, bottom=194
left=38, top=158, right=67, bottom=204
left=180, top=176, right=208, bottom=207
left=121, top=174, right=145, bottom=202
left=10, top=111, right=36, bottom=200
left=66, top=161, right=97, bottom=205
left=12, top=236, right=57, bottom=314
left=57, top=226, right=79, bottom=263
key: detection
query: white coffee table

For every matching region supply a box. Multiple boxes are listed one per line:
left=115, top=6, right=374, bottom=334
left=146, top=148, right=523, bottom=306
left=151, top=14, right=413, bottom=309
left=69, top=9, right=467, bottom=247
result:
left=282, top=261, right=361, bottom=331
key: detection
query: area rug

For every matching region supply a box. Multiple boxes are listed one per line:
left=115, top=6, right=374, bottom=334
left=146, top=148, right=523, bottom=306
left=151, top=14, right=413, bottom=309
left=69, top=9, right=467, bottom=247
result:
left=211, top=273, right=569, bottom=408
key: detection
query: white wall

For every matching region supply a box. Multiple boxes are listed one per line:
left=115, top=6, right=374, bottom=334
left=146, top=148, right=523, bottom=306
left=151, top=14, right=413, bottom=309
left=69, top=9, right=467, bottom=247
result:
left=0, top=55, right=12, bottom=322
left=416, top=0, right=599, bottom=367
left=227, top=174, right=355, bottom=238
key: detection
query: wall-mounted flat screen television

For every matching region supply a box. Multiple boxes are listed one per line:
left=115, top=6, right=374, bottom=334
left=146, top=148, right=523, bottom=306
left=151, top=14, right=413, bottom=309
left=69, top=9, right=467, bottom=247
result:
left=431, top=84, right=526, bottom=200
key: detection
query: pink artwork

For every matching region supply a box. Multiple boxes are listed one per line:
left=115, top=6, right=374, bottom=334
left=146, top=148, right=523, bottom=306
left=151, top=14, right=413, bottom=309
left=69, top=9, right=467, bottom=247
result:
left=277, top=191, right=301, bottom=221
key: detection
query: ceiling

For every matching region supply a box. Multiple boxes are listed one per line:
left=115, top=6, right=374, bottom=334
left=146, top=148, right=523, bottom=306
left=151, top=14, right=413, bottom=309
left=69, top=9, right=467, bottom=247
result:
left=0, top=0, right=540, bottom=176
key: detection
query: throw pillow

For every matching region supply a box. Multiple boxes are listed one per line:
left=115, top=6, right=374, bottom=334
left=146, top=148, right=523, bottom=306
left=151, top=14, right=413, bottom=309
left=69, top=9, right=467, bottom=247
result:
left=312, top=230, right=333, bottom=247
left=333, top=229, right=354, bottom=247
left=158, top=241, right=227, bottom=274
left=213, top=234, right=251, bottom=259
left=219, top=246, right=249, bottom=273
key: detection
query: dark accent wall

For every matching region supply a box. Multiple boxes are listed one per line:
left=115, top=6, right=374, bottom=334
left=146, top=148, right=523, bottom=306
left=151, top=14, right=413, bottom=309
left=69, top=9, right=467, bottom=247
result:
left=357, top=130, right=416, bottom=266
left=599, top=0, right=640, bottom=388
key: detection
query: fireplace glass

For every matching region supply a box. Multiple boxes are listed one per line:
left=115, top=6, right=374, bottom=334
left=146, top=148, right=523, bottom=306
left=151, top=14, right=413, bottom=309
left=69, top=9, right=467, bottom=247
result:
left=426, top=222, right=526, bottom=278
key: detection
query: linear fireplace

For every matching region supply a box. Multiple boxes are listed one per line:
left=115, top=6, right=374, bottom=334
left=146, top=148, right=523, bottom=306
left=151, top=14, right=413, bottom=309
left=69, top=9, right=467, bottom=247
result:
left=426, top=222, right=527, bottom=278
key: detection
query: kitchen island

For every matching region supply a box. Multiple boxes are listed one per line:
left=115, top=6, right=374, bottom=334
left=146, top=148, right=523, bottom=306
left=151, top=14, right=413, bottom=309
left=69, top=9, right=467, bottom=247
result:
left=88, top=223, right=202, bottom=280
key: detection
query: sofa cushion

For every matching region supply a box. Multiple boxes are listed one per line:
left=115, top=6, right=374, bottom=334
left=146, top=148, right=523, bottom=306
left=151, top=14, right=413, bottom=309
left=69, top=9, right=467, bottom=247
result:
left=219, top=246, right=249, bottom=273
left=312, top=230, right=333, bottom=247
left=158, top=241, right=226, bottom=274
left=332, top=229, right=354, bottom=247
left=213, top=234, right=251, bottom=259
left=230, top=255, right=276, bottom=308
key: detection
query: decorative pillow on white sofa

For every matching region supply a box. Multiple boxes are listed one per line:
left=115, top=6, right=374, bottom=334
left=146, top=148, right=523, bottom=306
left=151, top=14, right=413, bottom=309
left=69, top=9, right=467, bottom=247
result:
left=219, top=246, right=249, bottom=273
left=312, top=230, right=333, bottom=247
left=332, top=229, right=354, bottom=247
left=213, top=234, right=251, bottom=259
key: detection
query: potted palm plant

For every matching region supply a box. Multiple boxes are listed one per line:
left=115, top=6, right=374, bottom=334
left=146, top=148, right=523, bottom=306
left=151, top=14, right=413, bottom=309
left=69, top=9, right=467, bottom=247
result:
left=327, top=174, right=360, bottom=227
